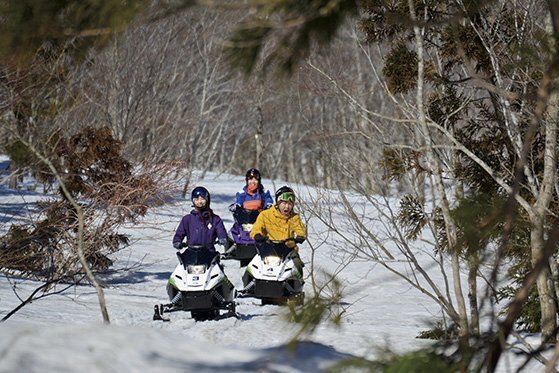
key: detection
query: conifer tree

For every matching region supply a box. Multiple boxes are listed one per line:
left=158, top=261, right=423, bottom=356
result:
left=223, top=0, right=559, bottom=367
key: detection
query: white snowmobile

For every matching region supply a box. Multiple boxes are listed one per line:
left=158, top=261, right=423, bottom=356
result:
left=238, top=240, right=304, bottom=305
left=153, top=244, right=237, bottom=321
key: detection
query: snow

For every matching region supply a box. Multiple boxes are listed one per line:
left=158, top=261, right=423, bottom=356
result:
left=0, top=156, right=551, bottom=372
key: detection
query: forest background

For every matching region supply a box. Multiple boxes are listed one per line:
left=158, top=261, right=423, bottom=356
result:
left=1, top=1, right=559, bottom=371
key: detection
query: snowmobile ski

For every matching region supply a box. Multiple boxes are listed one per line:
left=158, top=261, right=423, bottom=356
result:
left=153, top=304, right=170, bottom=322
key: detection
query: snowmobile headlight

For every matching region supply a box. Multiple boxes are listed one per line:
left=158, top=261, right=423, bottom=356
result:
left=188, top=264, right=206, bottom=274
left=263, top=256, right=281, bottom=266
left=242, top=223, right=253, bottom=232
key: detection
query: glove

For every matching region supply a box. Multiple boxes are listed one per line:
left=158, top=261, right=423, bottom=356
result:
left=173, top=242, right=182, bottom=250
left=218, top=238, right=229, bottom=250
left=285, top=239, right=296, bottom=249
left=228, top=204, right=238, bottom=213
left=253, top=234, right=266, bottom=243
left=294, top=236, right=306, bottom=244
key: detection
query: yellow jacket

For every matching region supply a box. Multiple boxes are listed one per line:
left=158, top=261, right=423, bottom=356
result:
left=250, top=206, right=307, bottom=242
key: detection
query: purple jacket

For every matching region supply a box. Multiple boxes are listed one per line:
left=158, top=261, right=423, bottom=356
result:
left=173, top=209, right=227, bottom=251
left=229, top=208, right=261, bottom=245
left=230, top=223, right=254, bottom=245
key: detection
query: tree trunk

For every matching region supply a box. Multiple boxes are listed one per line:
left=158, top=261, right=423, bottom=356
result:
left=256, top=105, right=263, bottom=167
left=408, top=0, right=469, bottom=342
left=9, top=172, right=17, bottom=189
left=468, top=259, right=480, bottom=336
left=549, top=258, right=559, bottom=314
left=531, top=68, right=558, bottom=342
left=531, top=219, right=558, bottom=342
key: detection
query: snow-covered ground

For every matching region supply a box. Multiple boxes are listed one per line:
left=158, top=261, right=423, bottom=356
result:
left=0, top=156, right=551, bottom=372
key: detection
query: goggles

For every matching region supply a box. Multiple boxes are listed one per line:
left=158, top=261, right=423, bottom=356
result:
left=192, top=189, right=208, bottom=199
left=277, top=192, right=295, bottom=203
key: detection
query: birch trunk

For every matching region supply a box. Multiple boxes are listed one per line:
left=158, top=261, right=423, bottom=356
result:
left=468, top=259, right=480, bottom=336
left=530, top=9, right=559, bottom=340
left=409, top=0, right=469, bottom=341
left=531, top=94, right=558, bottom=342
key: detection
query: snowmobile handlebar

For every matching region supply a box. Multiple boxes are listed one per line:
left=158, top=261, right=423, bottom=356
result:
left=176, top=244, right=221, bottom=268
left=254, top=236, right=305, bottom=245
left=174, top=239, right=227, bottom=251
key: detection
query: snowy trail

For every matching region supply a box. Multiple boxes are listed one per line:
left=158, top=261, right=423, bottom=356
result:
left=0, top=169, right=538, bottom=371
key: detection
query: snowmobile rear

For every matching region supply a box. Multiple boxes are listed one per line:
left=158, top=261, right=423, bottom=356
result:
left=223, top=207, right=260, bottom=267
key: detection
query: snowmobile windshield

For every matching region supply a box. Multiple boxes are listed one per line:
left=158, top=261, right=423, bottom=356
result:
left=256, top=242, right=292, bottom=260
left=233, top=208, right=260, bottom=225
left=179, top=246, right=218, bottom=267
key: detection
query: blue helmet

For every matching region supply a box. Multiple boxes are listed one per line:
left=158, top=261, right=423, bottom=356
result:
left=191, top=186, right=210, bottom=207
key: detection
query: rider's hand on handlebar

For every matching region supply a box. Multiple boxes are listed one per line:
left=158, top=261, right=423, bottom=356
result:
left=294, top=236, right=306, bottom=244
left=218, top=238, right=229, bottom=250
left=254, top=234, right=266, bottom=243
left=285, top=239, right=296, bottom=249
left=173, top=242, right=182, bottom=250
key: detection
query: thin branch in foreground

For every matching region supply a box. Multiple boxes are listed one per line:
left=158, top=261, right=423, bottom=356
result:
left=1, top=276, right=83, bottom=322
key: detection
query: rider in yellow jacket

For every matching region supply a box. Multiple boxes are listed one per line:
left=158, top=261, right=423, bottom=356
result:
left=250, top=186, right=307, bottom=251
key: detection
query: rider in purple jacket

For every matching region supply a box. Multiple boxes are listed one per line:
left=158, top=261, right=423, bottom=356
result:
left=173, top=186, right=228, bottom=252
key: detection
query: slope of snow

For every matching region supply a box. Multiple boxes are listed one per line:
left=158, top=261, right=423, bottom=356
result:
left=0, top=158, right=550, bottom=371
